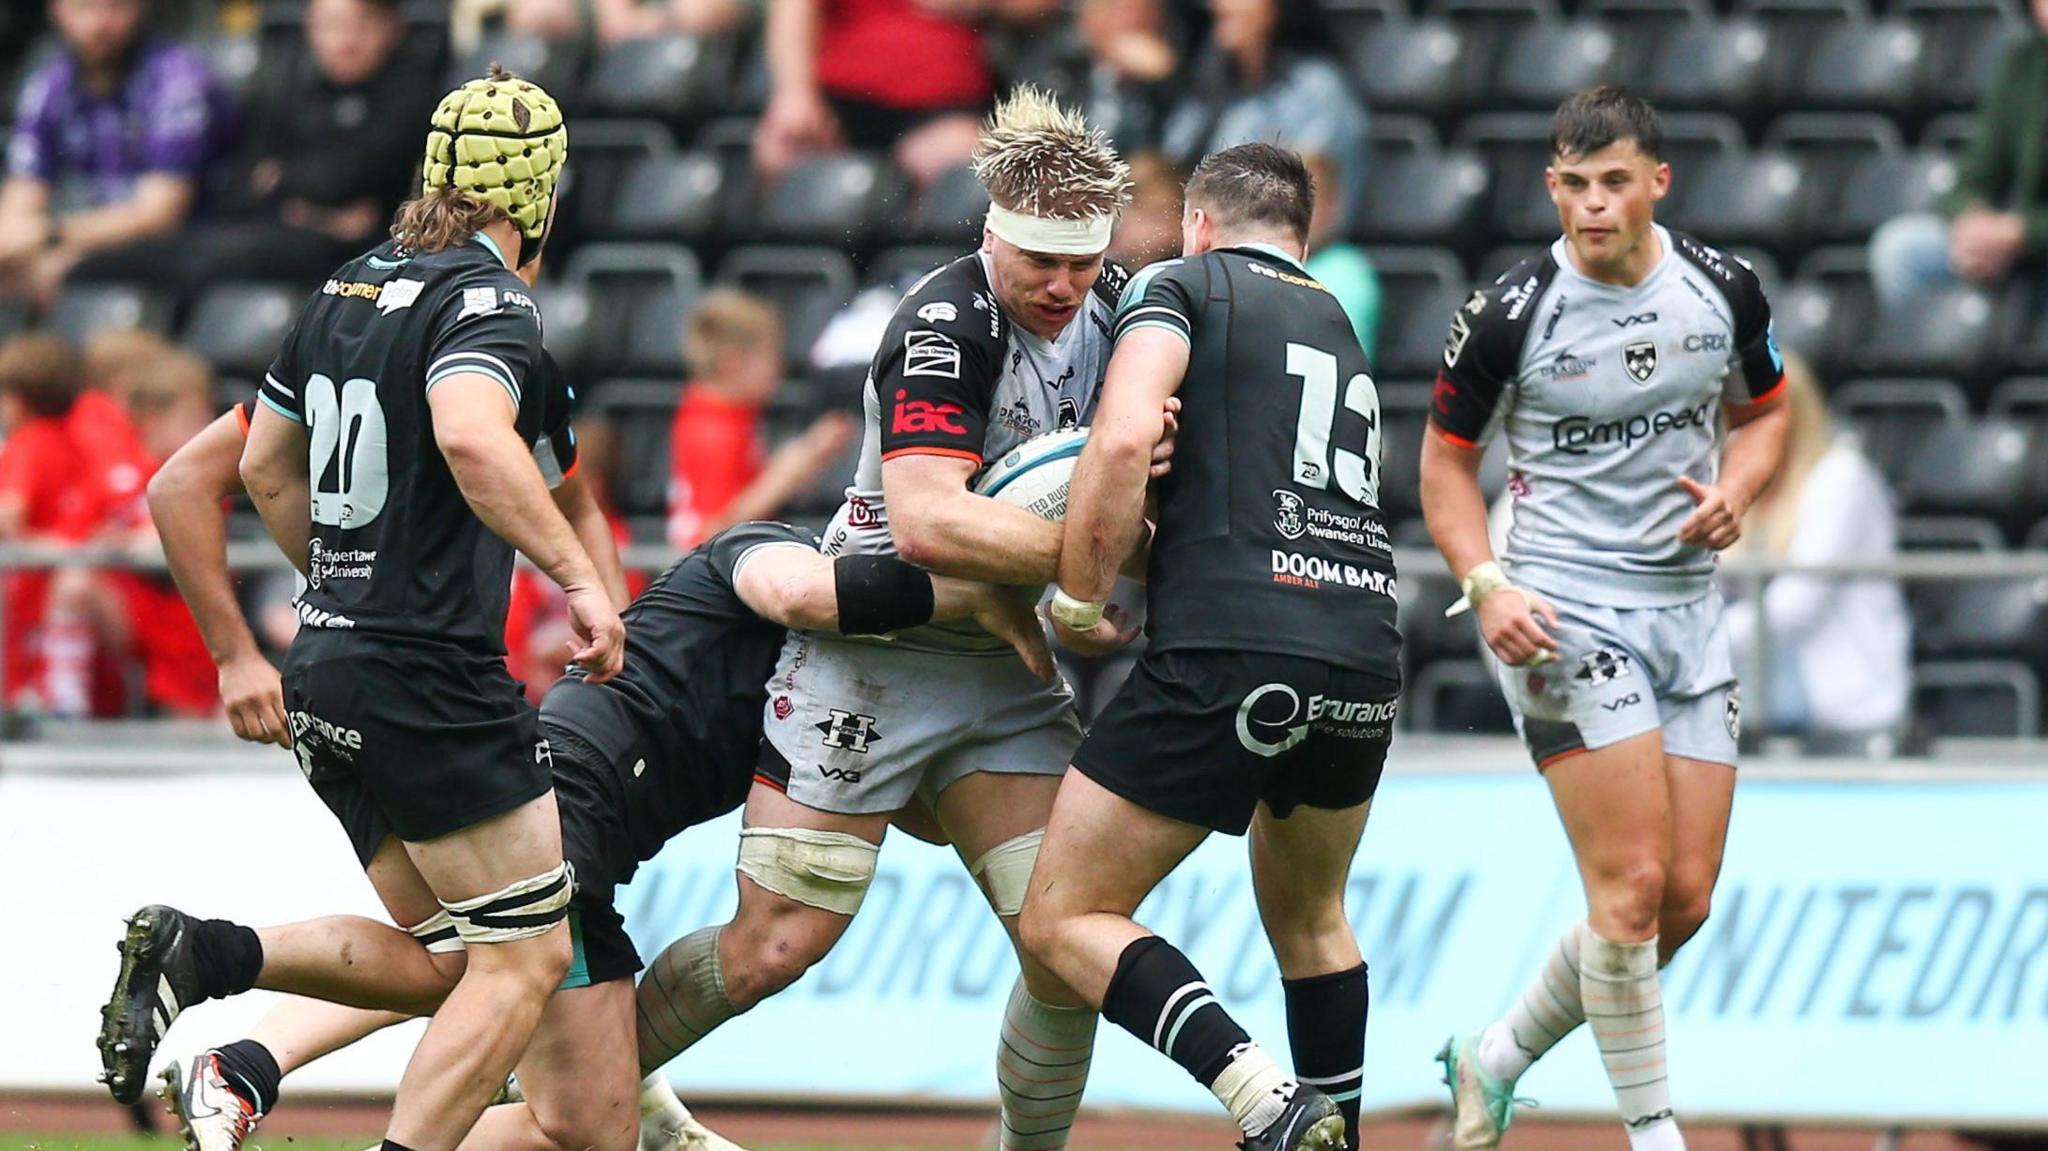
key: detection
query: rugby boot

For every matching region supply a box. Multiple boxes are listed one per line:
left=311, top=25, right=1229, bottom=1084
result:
left=640, top=1072, right=750, bottom=1151
left=1437, top=1033, right=1524, bottom=1151
left=162, top=1053, right=263, bottom=1151
left=1240, top=1084, right=1347, bottom=1151
left=99, top=905, right=206, bottom=1103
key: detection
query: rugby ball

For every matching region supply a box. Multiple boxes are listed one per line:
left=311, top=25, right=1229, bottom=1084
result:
left=972, top=428, right=1090, bottom=522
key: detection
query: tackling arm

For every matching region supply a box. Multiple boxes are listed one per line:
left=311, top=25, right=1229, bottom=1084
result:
left=1055, top=328, right=1186, bottom=606
left=550, top=470, right=631, bottom=610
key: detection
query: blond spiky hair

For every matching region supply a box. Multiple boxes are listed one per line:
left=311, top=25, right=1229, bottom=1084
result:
left=972, top=86, right=1133, bottom=221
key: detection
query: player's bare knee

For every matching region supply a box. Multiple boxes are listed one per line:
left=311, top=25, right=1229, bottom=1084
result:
left=533, top=1089, right=637, bottom=1151
left=721, top=915, right=830, bottom=1008
left=1659, top=887, right=1713, bottom=952
left=1590, top=856, right=1667, bottom=937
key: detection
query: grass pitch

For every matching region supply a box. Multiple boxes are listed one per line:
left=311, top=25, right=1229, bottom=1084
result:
left=11, top=1141, right=955, bottom=1151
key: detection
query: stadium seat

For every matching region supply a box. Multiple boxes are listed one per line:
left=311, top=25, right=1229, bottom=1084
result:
left=1584, top=0, right=1711, bottom=37
left=2011, top=310, right=2048, bottom=375
left=1920, top=113, right=1976, bottom=154
left=564, top=244, right=703, bottom=377
left=182, top=284, right=300, bottom=378
left=1354, top=151, right=1491, bottom=256
left=444, top=32, right=578, bottom=102
left=607, top=151, right=730, bottom=244
left=1398, top=564, right=1480, bottom=665
left=1762, top=112, right=1902, bottom=178
left=1661, top=151, right=1811, bottom=254
left=50, top=284, right=172, bottom=344
left=1833, top=377, right=1967, bottom=479
left=1987, top=378, right=2048, bottom=420
left=1913, top=578, right=2048, bottom=669
left=1639, top=19, right=1773, bottom=117
left=1369, top=115, right=1443, bottom=161
left=757, top=152, right=909, bottom=250
left=1786, top=21, right=1928, bottom=118
left=1375, top=380, right=1440, bottom=526
left=560, top=119, right=676, bottom=244
left=1427, top=0, right=1560, bottom=58
left=1898, top=417, right=2036, bottom=530
left=1455, top=114, right=1555, bottom=245
left=714, top=246, right=859, bottom=367
left=1852, top=284, right=2008, bottom=384
left=1913, top=660, right=2039, bottom=737
left=532, top=280, right=594, bottom=377
left=910, top=165, right=990, bottom=245
left=1828, top=150, right=1958, bottom=243
left=1364, top=248, right=1469, bottom=384
left=1343, top=21, right=1484, bottom=120
left=1489, top=21, right=1623, bottom=109
left=583, top=35, right=731, bottom=125
left=1900, top=0, right=2025, bottom=111
left=588, top=379, right=681, bottom=517
left=1767, top=279, right=1857, bottom=378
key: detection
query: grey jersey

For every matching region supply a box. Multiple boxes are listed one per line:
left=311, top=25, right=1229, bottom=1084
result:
left=1431, top=226, right=1784, bottom=607
left=817, top=251, right=1127, bottom=651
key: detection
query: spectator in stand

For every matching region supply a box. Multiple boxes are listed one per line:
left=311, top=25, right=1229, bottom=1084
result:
left=1053, top=0, right=1181, bottom=155
left=501, top=0, right=756, bottom=45
left=0, top=0, right=233, bottom=308
left=1725, top=354, right=1910, bottom=742
left=73, top=0, right=438, bottom=298
left=1107, top=151, right=1182, bottom=269
left=667, top=289, right=854, bottom=551
left=753, top=0, right=1060, bottom=189
left=1869, top=0, right=2048, bottom=309
left=1161, top=0, right=1369, bottom=232
left=1302, top=151, right=1379, bottom=360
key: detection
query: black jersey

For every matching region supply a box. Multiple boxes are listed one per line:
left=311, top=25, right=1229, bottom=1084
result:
left=540, top=521, right=816, bottom=867
left=1118, top=244, right=1401, bottom=678
left=258, top=235, right=548, bottom=654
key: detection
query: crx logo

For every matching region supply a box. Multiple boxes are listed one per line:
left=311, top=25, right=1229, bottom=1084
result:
left=815, top=709, right=881, bottom=754
left=1612, top=312, right=1658, bottom=327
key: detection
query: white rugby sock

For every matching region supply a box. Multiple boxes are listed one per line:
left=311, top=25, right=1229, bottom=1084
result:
left=996, top=978, right=1097, bottom=1151
left=1480, top=920, right=1587, bottom=1083
left=635, top=927, right=739, bottom=1072
left=1580, top=930, right=1684, bottom=1151
left=1210, top=1043, right=1294, bottom=1136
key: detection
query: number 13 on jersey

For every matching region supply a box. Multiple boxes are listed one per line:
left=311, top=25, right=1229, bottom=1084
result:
left=1286, top=341, right=1381, bottom=508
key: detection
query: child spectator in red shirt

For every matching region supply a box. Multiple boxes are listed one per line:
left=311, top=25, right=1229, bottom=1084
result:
left=666, top=289, right=853, bottom=551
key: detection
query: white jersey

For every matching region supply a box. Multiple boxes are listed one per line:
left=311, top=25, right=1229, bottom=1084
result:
left=1431, top=226, right=1785, bottom=607
left=818, top=251, right=1127, bottom=650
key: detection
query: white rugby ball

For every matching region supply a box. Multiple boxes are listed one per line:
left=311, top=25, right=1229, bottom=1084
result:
left=972, top=428, right=1090, bottom=522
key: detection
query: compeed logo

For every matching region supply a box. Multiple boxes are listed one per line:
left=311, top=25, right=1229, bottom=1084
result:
left=890, top=389, right=968, bottom=436
left=1552, top=399, right=1713, bottom=455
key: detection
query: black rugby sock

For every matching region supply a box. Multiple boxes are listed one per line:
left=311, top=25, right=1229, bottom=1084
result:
left=1100, top=935, right=1249, bottom=1086
left=381, top=1142, right=420, bottom=1151
left=1284, top=964, right=1369, bottom=1151
left=212, top=1039, right=281, bottom=1113
left=190, top=918, right=263, bottom=1002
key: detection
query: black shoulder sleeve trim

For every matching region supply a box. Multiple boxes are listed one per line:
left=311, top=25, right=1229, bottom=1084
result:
left=1431, top=250, right=1557, bottom=443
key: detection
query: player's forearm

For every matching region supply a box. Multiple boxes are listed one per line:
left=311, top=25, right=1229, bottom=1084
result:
left=1057, top=431, right=1152, bottom=603
left=442, top=427, right=604, bottom=595
left=893, top=491, right=1063, bottom=584
left=552, top=475, right=630, bottom=609
left=149, top=464, right=264, bottom=666
left=1418, top=434, right=1497, bottom=580
left=1719, top=402, right=1792, bottom=514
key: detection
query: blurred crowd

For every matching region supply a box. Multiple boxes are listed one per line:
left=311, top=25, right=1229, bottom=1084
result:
left=0, top=0, right=2043, bottom=741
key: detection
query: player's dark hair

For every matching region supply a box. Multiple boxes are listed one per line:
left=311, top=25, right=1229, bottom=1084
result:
left=1184, top=142, right=1314, bottom=244
left=0, top=332, right=84, bottom=420
left=1550, top=85, right=1663, bottom=161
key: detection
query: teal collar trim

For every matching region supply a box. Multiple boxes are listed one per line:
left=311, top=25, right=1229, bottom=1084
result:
left=1236, top=242, right=1309, bottom=273
left=473, top=231, right=508, bottom=266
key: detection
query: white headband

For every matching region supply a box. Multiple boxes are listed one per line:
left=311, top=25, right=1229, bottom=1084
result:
left=986, top=203, right=1114, bottom=255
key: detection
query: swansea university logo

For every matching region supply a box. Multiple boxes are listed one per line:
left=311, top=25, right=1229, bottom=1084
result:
left=1273, top=490, right=1307, bottom=540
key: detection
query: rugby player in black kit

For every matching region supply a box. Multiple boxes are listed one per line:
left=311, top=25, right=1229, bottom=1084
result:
left=95, top=72, right=628, bottom=1151
left=1019, top=144, right=1401, bottom=1151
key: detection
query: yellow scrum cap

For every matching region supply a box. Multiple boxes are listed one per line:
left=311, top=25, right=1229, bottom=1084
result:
left=420, top=72, right=569, bottom=243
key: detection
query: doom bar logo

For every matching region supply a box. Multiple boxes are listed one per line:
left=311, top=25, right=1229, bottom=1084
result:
left=891, top=389, right=968, bottom=436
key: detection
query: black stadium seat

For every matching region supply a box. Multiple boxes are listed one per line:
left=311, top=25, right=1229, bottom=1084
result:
left=607, top=151, right=730, bottom=244
left=1661, top=151, right=1811, bottom=254
left=714, top=246, right=859, bottom=367
left=757, top=152, right=909, bottom=250
left=1853, top=284, right=2008, bottom=384
left=1788, top=20, right=1928, bottom=117
left=1375, top=381, right=1439, bottom=527
left=589, top=379, right=681, bottom=518
left=559, top=119, right=674, bottom=244
left=564, top=244, right=702, bottom=377
left=864, top=245, right=961, bottom=290
left=1343, top=22, right=1483, bottom=120
left=531, top=279, right=594, bottom=376
left=1833, top=377, right=1967, bottom=479
left=1901, top=0, right=2025, bottom=111
left=1898, top=418, right=2037, bottom=532
left=1584, top=0, right=1710, bottom=37
left=444, top=32, right=578, bottom=103
left=910, top=165, right=990, bottom=246
left=1914, top=661, right=2039, bottom=737
left=1828, top=150, right=1958, bottom=242
left=1455, top=114, right=1554, bottom=245
left=1489, top=21, right=1623, bottom=110
left=1364, top=248, right=1469, bottom=383
left=583, top=35, right=729, bottom=125
left=182, top=284, right=300, bottom=378
left=1640, top=19, right=1773, bottom=118
left=50, top=284, right=172, bottom=344
left=1354, top=151, right=1491, bottom=257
